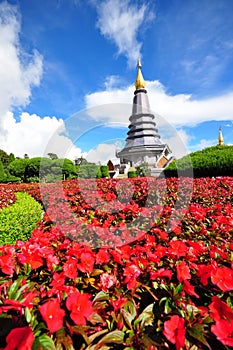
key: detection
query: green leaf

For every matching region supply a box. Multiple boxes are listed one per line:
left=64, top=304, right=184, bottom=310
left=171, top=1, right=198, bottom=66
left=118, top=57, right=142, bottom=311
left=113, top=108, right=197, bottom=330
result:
left=8, top=280, right=21, bottom=299
left=88, top=329, right=108, bottom=343
left=14, top=283, right=31, bottom=300
left=90, top=269, right=104, bottom=276
left=97, top=330, right=125, bottom=345
left=164, top=298, right=172, bottom=314
left=25, top=307, right=31, bottom=323
left=124, top=300, right=136, bottom=319
left=121, top=309, right=134, bottom=329
left=70, top=325, right=90, bottom=345
left=93, top=291, right=109, bottom=303
left=88, top=312, right=104, bottom=325
left=32, top=335, right=56, bottom=350
left=55, top=329, right=75, bottom=350
left=188, top=327, right=211, bottom=350
left=135, top=303, right=154, bottom=328
left=174, top=283, right=183, bottom=294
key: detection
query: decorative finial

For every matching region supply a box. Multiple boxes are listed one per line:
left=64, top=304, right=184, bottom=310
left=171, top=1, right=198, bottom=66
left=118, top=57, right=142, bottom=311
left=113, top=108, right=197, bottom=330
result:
left=218, top=127, right=224, bottom=146
left=135, top=58, right=146, bottom=89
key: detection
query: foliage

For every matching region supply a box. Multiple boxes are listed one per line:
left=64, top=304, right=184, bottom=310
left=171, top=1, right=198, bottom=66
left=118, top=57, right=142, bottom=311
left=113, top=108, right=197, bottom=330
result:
left=47, top=153, right=58, bottom=160
left=100, top=165, right=109, bottom=178
left=77, top=164, right=101, bottom=179
left=7, top=157, right=78, bottom=183
left=0, top=177, right=232, bottom=349
left=128, top=170, right=137, bottom=178
left=135, top=162, right=151, bottom=177
left=164, top=145, right=233, bottom=178
left=51, top=158, right=77, bottom=180
left=8, top=158, right=29, bottom=182
left=0, top=159, right=6, bottom=182
left=0, top=192, right=43, bottom=245
left=0, top=150, right=15, bottom=170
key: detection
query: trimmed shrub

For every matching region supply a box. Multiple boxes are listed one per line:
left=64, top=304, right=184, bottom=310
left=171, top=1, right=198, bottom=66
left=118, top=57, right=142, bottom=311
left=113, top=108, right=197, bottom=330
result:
left=100, top=165, right=109, bottom=178
left=128, top=170, right=138, bottom=178
left=0, top=192, right=43, bottom=244
left=164, top=145, right=233, bottom=178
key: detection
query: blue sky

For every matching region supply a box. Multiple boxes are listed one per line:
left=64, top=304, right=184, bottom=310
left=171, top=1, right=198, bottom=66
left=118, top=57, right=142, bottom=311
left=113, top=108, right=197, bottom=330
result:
left=0, top=0, right=233, bottom=163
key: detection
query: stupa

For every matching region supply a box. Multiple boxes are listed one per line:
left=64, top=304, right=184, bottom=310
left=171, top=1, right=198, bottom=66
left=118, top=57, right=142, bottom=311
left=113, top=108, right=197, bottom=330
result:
left=218, top=127, right=224, bottom=146
left=117, top=59, right=173, bottom=177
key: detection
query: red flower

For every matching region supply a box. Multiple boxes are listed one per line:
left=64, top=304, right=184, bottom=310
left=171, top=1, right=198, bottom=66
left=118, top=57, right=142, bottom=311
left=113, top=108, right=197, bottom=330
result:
left=63, top=257, right=78, bottom=279
left=176, top=261, right=191, bottom=282
left=211, top=266, right=233, bottom=291
left=150, top=268, right=172, bottom=281
left=124, top=264, right=141, bottom=290
left=211, top=320, right=233, bottom=347
left=77, top=252, right=95, bottom=274
left=66, top=292, right=93, bottom=325
left=4, top=326, right=34, bottom=350
left=196, top=264, right=212, bottom=286
left=0, top=254, right=15, bottom=275
left=209, top=296, right=233, bottom=322
left=39, top=299, right=65, bottom=333
left=169, top=240, right=188, bottom=257
left=111, top=296, right=128, bottom=312
left=96, top=249, right=110, bottom=264
left=182, top=280, right=199, bottom=298
left=17, top=249, right=43, bottom=270
left=163, top=315, right=186, bottom=350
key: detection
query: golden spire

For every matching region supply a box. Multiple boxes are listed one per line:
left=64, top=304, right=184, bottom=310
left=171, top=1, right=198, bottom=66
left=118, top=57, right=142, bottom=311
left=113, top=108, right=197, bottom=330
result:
left=218, top=127, right=224, bottom=146
left=134, top=58, right=146, bottom=89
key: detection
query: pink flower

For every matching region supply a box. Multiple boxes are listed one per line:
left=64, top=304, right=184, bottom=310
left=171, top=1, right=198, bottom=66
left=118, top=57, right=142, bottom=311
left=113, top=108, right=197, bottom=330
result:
left=163, top=315, right=186, bottom=350
left=100, top=273, right=117, bottom=292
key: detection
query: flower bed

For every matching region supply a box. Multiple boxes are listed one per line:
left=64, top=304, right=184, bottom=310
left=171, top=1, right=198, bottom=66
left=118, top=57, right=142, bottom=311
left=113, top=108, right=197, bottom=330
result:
left=0, top=185, right=16, bottom=209
left=0, top=177, right=232, bottom=349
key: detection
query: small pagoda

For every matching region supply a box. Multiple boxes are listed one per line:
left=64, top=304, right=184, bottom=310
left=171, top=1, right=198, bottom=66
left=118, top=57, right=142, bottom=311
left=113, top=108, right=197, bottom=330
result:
left=117, top=59, right=173, bottom=177
left=218, top=127, right=224, bottom=146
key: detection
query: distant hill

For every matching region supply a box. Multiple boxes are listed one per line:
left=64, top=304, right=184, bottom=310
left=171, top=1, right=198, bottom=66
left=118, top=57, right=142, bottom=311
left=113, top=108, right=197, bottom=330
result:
left=163, top=145, right=233, bottom=178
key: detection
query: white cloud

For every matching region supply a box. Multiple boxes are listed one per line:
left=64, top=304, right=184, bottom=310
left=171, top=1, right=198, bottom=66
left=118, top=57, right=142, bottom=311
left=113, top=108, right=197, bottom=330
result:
left=85, top=76, right=233, bottom=158
left=0, top=111, right=83, bottom=159
left=95, top=0, right=154, bottom=67
left=85, top=78, right=233, bottom=128
left=86, top=143, right=119, bottom=164
left=0, top=2, right=83, bottom=161
left=189, top=139, right=216, bottom=153
left=0, top=2, right=43, bottom=116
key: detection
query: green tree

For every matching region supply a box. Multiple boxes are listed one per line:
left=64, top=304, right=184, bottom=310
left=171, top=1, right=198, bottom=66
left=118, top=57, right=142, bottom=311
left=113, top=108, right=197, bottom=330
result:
left=8, top=158, right=29, bottom=182
left=0, top=159, right=6, bottom=182
left=0, top=149, right=10, bottom=169
left=47, top=153, right=58, bottom=160
left=100, top=165, right=109, bottom=178
left=39, top=157, right=53, bottom=180
left=46, top=158, right=77, bottom=181
left=8, top=153, right=15, bottom=164
left=77, top=164, right=100, bottom=178
left=75, top=157, right=88, bottom=166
